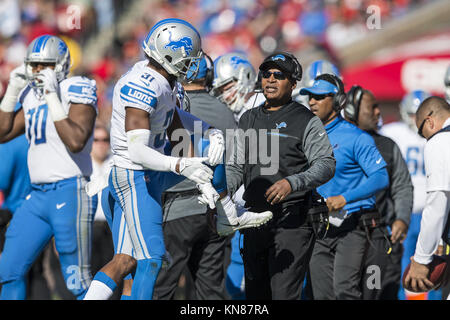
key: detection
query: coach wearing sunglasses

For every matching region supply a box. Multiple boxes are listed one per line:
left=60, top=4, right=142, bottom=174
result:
left=404, top=97, right=450, bottom=294
left=226, top=52, right=336, bottom=299
left=301, top=74, right=389, bottom=300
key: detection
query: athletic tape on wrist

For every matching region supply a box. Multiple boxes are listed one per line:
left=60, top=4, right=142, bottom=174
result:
left=0, top=86, right=21, bottom=112
left=45, top=92, right=68, bottom=121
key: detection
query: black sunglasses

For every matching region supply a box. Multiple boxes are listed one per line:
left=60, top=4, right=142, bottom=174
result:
left=94, top=138, right=110, bottom=142
left=309, top=93, right=333, bottom=101
left=418, top=110, right=433, bottom=138
left=261, top=70, right=287, bottom=80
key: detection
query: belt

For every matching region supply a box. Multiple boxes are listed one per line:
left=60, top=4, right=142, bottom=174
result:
left=31, top=175, right=89, bottom=191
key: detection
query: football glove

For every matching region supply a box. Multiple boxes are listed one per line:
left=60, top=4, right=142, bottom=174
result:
left=197, top=182, right=220, bottom=209
left=206, top=128, right=225, bottom=166
left=177, top=157, right=213, bottom=185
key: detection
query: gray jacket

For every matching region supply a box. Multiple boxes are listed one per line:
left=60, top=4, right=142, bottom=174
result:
left=226, top=100, right=336, bottom=212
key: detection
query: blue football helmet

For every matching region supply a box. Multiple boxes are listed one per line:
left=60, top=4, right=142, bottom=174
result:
left=400, top=90, right=431, bottom=130
left=142, top=18, right=203, bottom=82
left=303, top=60, right=340, bottom=87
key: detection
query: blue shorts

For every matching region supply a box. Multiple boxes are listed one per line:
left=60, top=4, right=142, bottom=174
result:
left=108, top=166, right=191, bottom=260
left=0, top=176, right=96, bottom=296
left=104, top=160, right=227, bottom=260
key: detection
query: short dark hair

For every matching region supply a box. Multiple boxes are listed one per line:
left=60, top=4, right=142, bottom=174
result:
left=417, top=96, right=450, bottom=119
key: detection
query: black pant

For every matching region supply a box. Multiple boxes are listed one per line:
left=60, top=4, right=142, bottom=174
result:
left=309, top=214, right=368, bottom=300
left=153, top=214, right=228, bottom=300
left=361, top=227, right=403, bottom=300
left=242, top=206, right=315, bottom=300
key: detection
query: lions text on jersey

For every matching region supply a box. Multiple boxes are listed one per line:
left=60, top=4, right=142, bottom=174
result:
left=111, top=60, right=178, bottom=170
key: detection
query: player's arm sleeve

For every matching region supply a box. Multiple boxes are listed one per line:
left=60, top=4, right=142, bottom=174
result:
left=389, top=141, right=414, bottom=226
left=285, top=116, right=336, bottom=192
left=341, top=133, right=389, bottom=203
left=225, top=116, right=247, bottom=197
left=413, top=190, right=450, bottom=265
left=127, top=129, right=179, bottom=171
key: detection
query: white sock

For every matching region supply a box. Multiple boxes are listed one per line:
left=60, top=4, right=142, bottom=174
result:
left=83, top=280, right=114, bottom=300
left=219, top=195, right=238, bottom=224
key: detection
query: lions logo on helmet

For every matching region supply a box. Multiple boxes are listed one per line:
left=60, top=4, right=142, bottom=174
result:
left=210, top=52, right=257, bottom=114
left=230, top=56, right=252, bottom=69
left=400, top=90, right=431, bottom=131
left=164, top=31, right=194, bottom=56
left=271, top=54, right=286, bottom=62
left=24, top=35, right=71, bottom=89
left=142, top=18, right=203, bottom=81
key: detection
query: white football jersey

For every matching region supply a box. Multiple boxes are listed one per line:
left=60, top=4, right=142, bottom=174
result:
left=380, top=121, right=427, bottom=213
left=20, top=76, right=97, bottom=184
left=110, top=60, right=178, bottom=170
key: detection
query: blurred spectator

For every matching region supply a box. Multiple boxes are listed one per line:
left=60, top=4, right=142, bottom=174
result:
left=0, top=0, right=21, bottom=38
left=89, top=123, right=118, bottom=299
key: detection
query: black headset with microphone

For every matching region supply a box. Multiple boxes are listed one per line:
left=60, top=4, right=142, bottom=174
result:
left=203, top=53, right=214, bottom=93
left=281, top=52, right=303, bottom=82
left=344, top=85, right=364, bottom=124
left=315, top=73, right=347, bottom=112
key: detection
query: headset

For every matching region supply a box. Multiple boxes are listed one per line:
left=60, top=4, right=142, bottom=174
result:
left=344, top=85, right=364, bottom=124
left=282, top=52, right=303, bottom=82
left=203, top=53, right=214, bottom=92
left=315, top=73, right=347, bottom=112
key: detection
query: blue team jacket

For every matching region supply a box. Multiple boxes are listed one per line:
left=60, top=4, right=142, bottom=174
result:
left=317, top=116, right=388, bottom=214
left=0, top=134, right=31, bottom=213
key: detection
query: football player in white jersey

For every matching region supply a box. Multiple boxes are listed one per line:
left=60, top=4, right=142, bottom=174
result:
left=0, top=35, right=98, bottom=299
left=83, top=19, right=272, bottom=300
left=380, top=89, right=441, bottom=300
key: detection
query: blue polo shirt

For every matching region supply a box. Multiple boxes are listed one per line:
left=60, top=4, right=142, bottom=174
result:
left=0, top=134, right=31, bottom=213
left=317, top=116, right=388, bottom=214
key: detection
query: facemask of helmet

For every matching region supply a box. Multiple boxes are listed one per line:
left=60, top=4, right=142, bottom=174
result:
left=24, top=35, right=71, bottom=91
left=399, top=90, right=431, bottom=132
left=142, top=19, right=203, bottom=82
left=211, top=53, right=256, bottom=113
